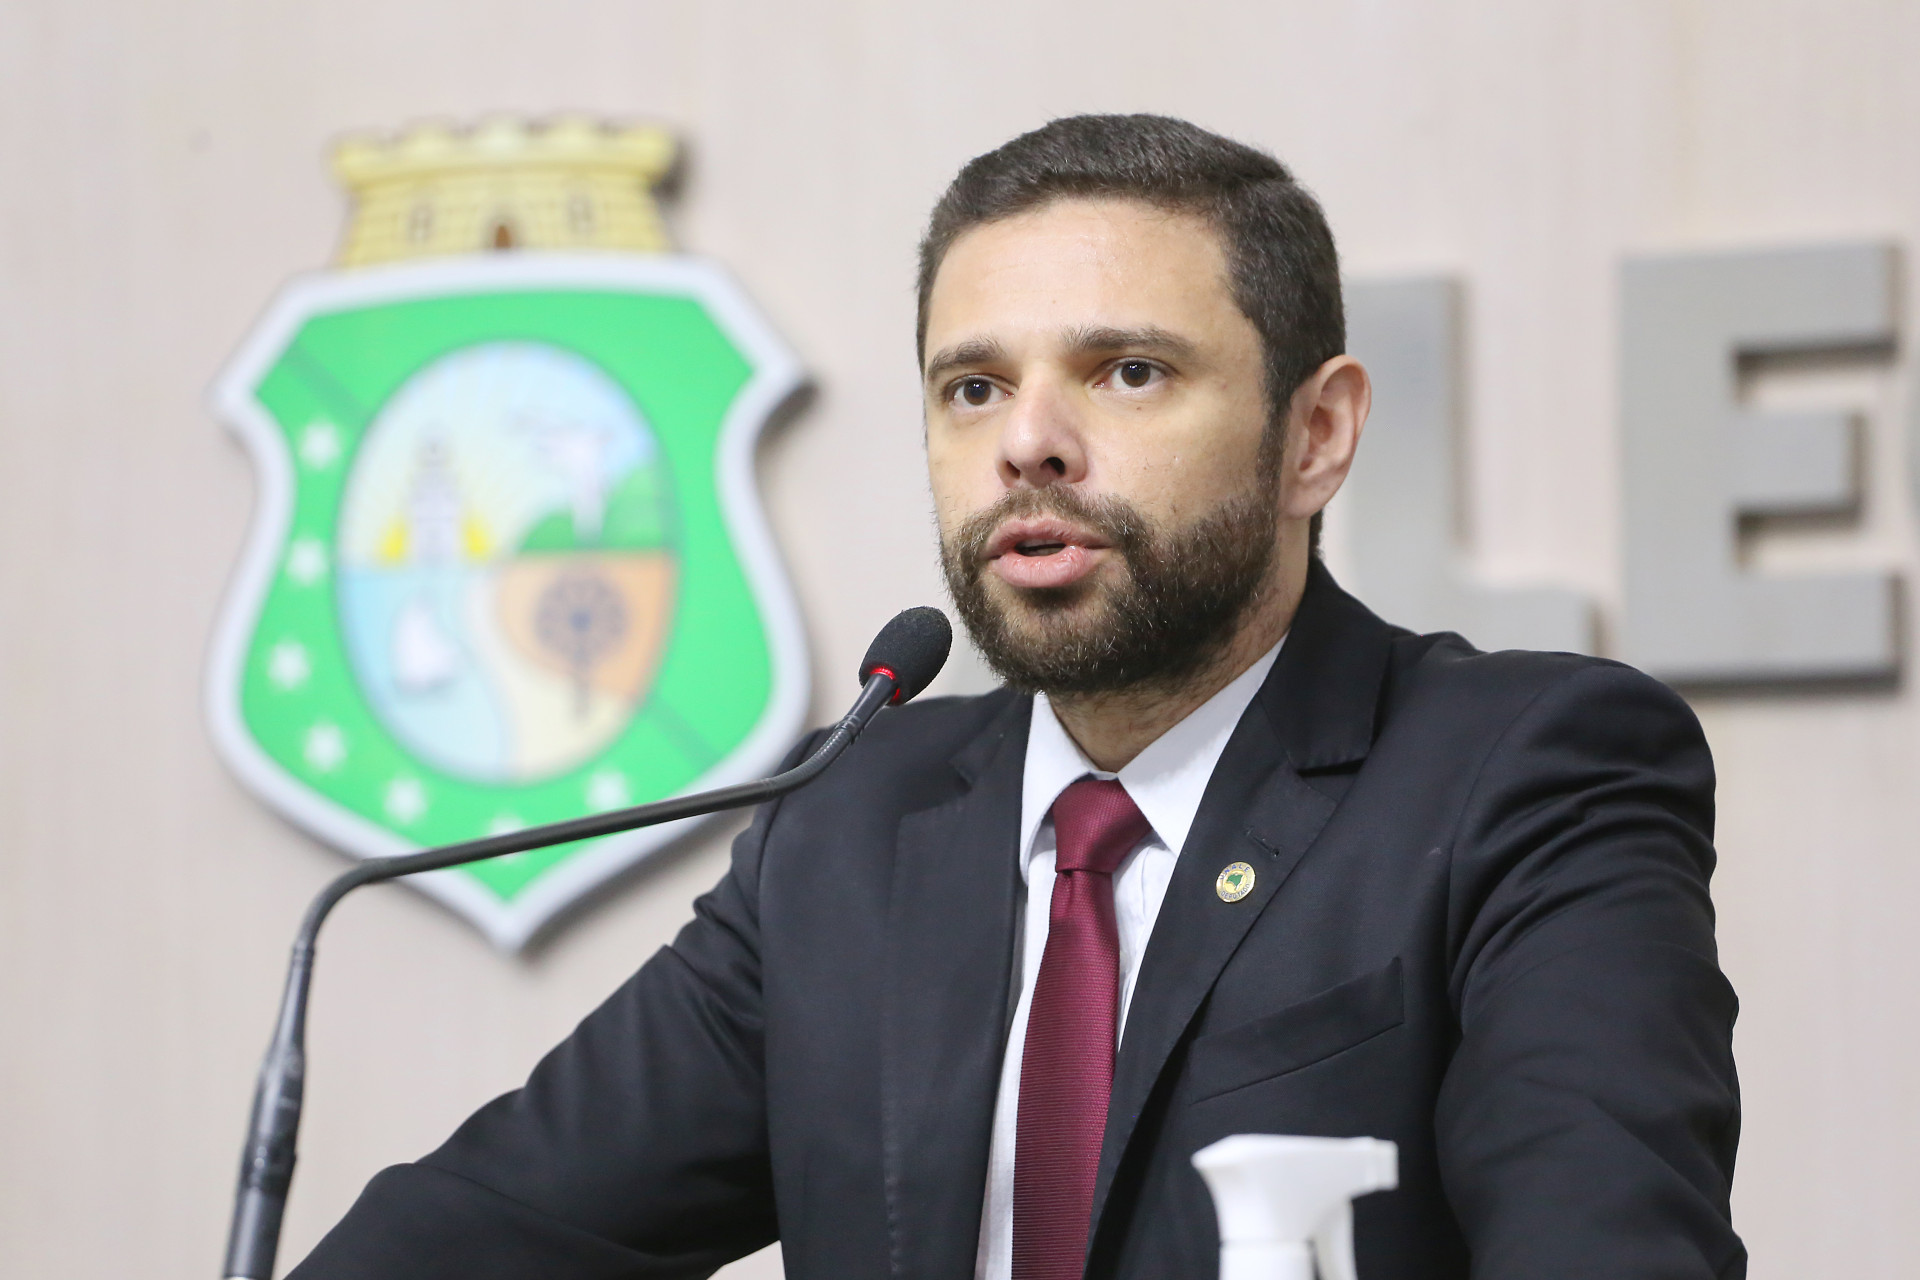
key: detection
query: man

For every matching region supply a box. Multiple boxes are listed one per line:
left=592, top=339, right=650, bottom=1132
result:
left=291, top=115, right=1743, bottom=1279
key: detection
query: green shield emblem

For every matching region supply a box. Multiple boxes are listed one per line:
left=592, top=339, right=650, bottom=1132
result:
left=208, top=256, right=808, bottom=948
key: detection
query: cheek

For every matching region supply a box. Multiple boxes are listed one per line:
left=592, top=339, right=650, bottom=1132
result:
left=925, top=431, right=996, bottom=526
left=1096, top=425, right=1263, bottom=521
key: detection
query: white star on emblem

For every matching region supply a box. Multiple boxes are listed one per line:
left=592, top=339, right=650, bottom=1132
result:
left=299, top=421, right=342, bottom=469
left=266, top=640, right=311, bottom=690
left=304, top=722, right=347, bottom=772
left=285, top=538, right=328, bottom=585
left=385, top=777, right=428, bottom=825
left=585, top=769, right=630, bottom=812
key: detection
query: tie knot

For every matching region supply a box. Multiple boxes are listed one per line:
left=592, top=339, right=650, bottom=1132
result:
left=1050, top=777, right=1151, bottom=876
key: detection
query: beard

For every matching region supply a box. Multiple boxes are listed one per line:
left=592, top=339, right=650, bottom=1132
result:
left=940, top=480, right=1280, bottom=697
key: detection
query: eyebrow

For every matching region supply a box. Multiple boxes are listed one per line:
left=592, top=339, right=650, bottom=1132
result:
left=1060, top=324, right=1199, bottom=363
left=922, top=337, right=1008, bottom=387
left=922, top=325, right=1199, bottom=387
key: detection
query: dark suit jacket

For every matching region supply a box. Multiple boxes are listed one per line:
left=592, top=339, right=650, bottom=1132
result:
left=290, top=563, right=1744, bottom=1279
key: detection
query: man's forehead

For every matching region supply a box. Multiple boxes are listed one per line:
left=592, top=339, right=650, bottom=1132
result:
left=934, top=197, right=1224, bottom=286
left=922, top=198, right=1237, bottom=361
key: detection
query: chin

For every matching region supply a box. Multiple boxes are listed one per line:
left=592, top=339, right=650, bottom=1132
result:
left=985, top=575, right=1105, bottom=623
left=989, top=586, right=1121, bottom=653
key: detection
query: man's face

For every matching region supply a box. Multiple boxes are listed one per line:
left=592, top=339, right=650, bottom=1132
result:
left=922, top=197, right=1280, bottom=693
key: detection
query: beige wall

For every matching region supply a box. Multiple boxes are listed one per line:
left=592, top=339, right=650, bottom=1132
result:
left=3, top=2, right=1918, bottom=1276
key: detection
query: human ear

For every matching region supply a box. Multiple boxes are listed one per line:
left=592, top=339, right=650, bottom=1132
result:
left=1281, top=355, right=1370, bottom=520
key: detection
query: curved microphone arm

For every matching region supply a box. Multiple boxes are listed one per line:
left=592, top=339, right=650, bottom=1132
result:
left=222, top=669, right=903, bottom=1280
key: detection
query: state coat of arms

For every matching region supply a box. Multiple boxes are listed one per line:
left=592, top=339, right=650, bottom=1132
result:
left=207, top=118, right=809, bottom=949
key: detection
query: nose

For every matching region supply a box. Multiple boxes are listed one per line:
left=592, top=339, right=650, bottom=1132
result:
left=997, top=378, right=1088, bottom=490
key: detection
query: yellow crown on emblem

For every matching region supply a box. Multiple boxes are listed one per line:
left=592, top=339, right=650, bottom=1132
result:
left=331, top=116, right=677, bottom=267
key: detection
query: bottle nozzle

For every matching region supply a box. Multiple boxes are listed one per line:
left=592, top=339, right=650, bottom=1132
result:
left=1193, top=1135, right=1398, bottom=1280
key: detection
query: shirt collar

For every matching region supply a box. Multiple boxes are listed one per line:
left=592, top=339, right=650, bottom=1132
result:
left=1018, top=636, right=1285, bottom=879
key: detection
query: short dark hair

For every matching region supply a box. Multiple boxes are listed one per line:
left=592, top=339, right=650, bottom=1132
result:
left=916, top=114, right=1345, bottom=430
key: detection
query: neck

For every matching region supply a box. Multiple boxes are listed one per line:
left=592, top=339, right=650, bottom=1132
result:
left=1048, top=548, right=1307, bottom=772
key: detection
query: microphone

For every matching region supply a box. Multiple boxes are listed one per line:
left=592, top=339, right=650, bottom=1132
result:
left=222, top=607, right=953, bottom=1280
left=860, top=604, right=952, bottom=703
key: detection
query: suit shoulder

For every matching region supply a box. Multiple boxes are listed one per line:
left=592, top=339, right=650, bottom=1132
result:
left=862, top=686, right=1021, bottom=750
left=1366, top=635, right=1715, bottom=849
left=1384, top=632, right=1699, bottom=739
left=802, top=686, right=1025, bottom=800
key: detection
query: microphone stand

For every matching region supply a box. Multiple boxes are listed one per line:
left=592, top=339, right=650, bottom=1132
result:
left=222, top=669, right=902, bottom=1280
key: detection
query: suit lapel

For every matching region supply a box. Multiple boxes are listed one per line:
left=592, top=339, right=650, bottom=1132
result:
left=880, top=695, right=1030, bottom=1280
left=1086, top=706, right=1334, bottom=1237
left=1088, top=562, right=1399, bottom=1246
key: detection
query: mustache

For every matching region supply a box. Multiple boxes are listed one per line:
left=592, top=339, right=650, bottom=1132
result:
left=947, top=488, right=1150, bottom=572
left=940, top=477, right=1280, bottom=696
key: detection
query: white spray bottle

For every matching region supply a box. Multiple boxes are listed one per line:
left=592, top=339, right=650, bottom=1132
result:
left=1192, top=1135, right=1398, bottom=1280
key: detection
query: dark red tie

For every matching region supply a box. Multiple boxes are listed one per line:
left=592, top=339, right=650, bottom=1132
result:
left=1012, top=778, right=1152, bottom=1280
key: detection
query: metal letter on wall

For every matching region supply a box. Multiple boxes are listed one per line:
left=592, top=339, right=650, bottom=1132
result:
left=1619, top=245, right=1899, bottom=684
left=1342, top=278, right=1594, bottom=654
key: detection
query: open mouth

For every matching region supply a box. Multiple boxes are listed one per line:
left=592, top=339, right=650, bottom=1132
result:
left=984, top=518, right=1108, bottom=560
left=983, top=518, right=1111, bottom=589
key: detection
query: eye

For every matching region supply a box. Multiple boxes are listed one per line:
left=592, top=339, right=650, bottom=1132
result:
left=952, top=376, right=1000, bottom=408
left=1115, top=359, right=1158, bottom=389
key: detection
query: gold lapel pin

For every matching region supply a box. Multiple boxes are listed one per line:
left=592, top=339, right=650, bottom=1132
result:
left=1215, top=861, right=1255, bottom=903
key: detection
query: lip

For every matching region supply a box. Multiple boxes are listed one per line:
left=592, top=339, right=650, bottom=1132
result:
left=982, top=516, right=1111, bottom=590
left=983, top=517, right=1112, bottom=561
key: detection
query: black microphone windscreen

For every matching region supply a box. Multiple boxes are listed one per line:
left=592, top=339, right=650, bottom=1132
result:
left=859, top=607, right=953, bottom=704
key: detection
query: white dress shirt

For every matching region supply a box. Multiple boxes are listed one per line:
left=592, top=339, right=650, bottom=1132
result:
left=973, top=639, right=1285, bottom=1280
